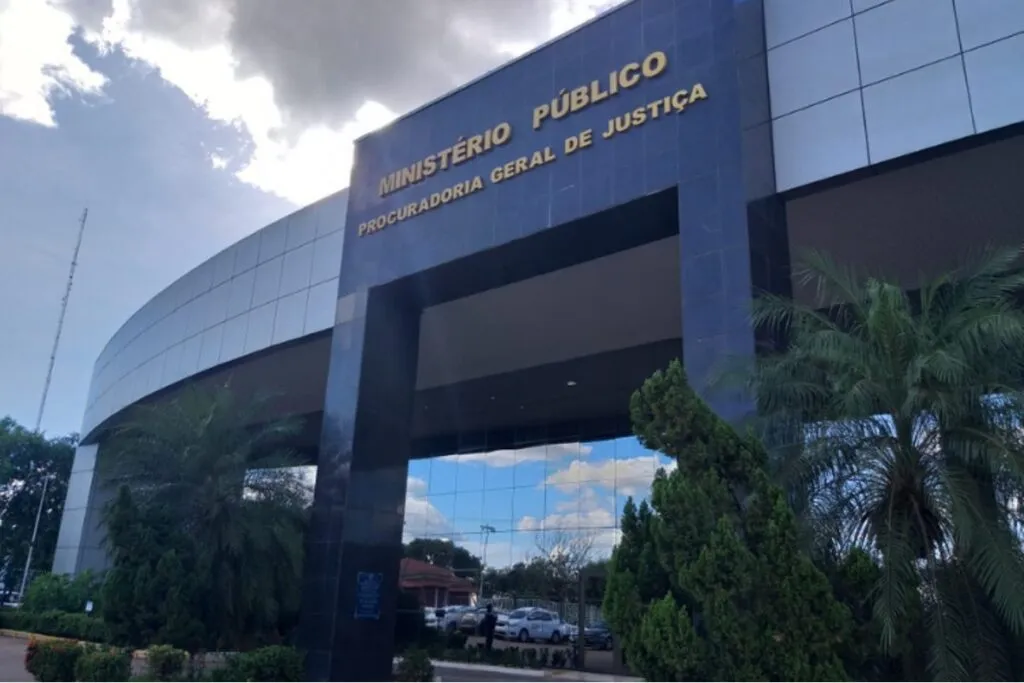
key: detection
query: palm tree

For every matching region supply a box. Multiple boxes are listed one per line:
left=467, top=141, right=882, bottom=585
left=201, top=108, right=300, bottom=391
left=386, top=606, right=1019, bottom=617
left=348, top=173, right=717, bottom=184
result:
left=747, top=246, right=1024, bottom=680
left=103, top=382, right=311, bottom=649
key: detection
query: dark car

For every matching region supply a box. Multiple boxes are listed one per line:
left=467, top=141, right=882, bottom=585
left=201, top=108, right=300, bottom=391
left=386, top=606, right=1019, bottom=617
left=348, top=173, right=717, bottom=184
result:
left=568, top=620, right=614, bottom=650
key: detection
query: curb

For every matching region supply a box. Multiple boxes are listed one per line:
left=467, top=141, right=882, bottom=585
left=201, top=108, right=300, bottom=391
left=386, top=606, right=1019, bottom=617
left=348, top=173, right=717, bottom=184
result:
left=394, top=655, right=644, bottom=681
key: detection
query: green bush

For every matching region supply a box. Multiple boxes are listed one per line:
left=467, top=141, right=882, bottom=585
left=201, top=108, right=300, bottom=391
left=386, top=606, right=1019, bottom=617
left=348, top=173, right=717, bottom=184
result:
left=74, top=646, right=132, bottom=681
left=0, top=608, right=109, bottom=642
left=145, top=644, right=187, bottom=681
left=445, top=630, right=467, bottom=650
left=223, top=646, right=304, bottom=682
left=24, top=638, right=83, bottom=682
left=23, top=572, right=103, bottom=614
left=395, top=649, right=434, bottom=682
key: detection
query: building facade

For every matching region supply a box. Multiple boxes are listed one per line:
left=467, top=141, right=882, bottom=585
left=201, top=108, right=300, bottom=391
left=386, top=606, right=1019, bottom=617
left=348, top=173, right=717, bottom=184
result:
left=54, top=0, right=1024, bottom=680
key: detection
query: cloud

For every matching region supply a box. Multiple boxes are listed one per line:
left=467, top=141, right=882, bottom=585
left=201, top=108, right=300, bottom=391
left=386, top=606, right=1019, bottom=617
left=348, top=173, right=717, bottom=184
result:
left=438, top=442, right=593, bottom=468
left=403, top=475, right=450, bottom=540
left=6, top=0, right=624, bottom=205
left=518, top=487, right=622, bottom=556
left=543, top=454, right=676, bottom=496
left=0, top=0, right=106, bottom=126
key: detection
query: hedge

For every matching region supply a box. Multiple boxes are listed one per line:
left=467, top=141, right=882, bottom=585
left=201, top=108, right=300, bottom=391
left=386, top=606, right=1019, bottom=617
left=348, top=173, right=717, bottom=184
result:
left=0, top=609, right=109, bottom=643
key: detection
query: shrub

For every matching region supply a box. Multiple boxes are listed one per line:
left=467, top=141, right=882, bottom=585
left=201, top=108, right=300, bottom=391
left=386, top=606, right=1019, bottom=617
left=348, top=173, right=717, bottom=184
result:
left=146, top=644, right=188, bottom=681
left=224, top=646, right=304, bottom=682
left=0, top=608, right=109, bottom=642
left=395, top=649, right=434, bottom=682
left=24, top=638, right=82, bottom=682
left=444, top=630, right=467, bottom=650
left=23, top=572, right=103, bottom=615
left=74, top=646, right=132, bottom=681
left=603, top=360, right=850, bottom=681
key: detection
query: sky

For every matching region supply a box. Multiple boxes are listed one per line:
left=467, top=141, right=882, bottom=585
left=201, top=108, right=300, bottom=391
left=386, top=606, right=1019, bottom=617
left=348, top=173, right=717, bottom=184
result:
left=1, top=0, right=653, bottom=568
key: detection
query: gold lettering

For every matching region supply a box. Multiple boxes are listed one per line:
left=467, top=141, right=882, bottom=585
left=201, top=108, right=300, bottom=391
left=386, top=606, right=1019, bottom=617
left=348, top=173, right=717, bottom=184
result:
left=671, top=89, right=689, bottom=112
left=631, top=106, right=647, bottom=126
left=618, top=62, right=641, bottom=88
left=400, top=166, right=418, bottom=187
left=590, top=79, right=609, bottom=104
left=492, top=122, right=512, bottom=146
left=466, top=135, right=484, bottom=159
left=533, top=104, right=550, bottom=130
left=579, top=129, right=593, bottom=149
left=451, top=137, right=469, bottom=165
left=689, top=82, right=708, bottom=102
left=641, top=51, right=668, bottom=78
left=423, top=156, right=438, bottom=176
left=569, top=86, right=589, bottom=113
left=551, top=89, right=570, bottom=120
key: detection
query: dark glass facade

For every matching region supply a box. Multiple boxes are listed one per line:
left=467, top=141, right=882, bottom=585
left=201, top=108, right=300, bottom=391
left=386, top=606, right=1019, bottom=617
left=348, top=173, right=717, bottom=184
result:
left=300, top=0, right=788, bottom=679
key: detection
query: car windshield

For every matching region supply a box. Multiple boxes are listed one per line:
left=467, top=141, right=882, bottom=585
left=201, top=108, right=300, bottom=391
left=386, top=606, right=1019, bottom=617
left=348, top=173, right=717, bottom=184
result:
left=509, top=609, right=527, bottom=619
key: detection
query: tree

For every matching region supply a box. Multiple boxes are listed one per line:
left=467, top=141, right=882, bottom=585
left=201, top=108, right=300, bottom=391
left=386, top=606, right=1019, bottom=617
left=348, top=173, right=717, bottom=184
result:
left=102, top=383, right=311, bottom=650
left=604, top=360, right=850, bottom=681
left=748, top=247, right=1024, bottom=679
left=101, top=486, right=206, bottom=651
left=534, top=529, right=594, bottom=602
left=0, top=417, right=76, bottom=587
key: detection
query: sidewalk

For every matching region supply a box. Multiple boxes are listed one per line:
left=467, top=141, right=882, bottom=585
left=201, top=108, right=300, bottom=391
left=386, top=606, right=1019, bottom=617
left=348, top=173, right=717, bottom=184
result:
left=396, top=656, right=645, bottom=682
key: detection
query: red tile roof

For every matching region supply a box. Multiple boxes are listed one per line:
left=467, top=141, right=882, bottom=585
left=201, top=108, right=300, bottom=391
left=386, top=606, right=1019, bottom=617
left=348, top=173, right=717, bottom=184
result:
left=400, top=558, right=476, bottom=593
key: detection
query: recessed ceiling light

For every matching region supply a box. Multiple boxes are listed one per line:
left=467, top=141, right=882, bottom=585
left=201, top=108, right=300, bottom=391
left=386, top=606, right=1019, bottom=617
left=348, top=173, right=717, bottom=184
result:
left=566, top=380, right=577, bottom=387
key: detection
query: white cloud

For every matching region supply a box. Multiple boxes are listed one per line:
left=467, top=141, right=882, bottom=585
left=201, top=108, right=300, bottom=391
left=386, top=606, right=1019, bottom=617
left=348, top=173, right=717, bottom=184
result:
left=0, top=0, right=106, bottom=126
left=542, top=454, right=676, bottom=496
left=438, top=442, right=593, bottom=468
left=0, top=0, right=623, bottom=205
left=517, top=487, right=622, bottom=557
left=403, top=475, right=450, bottom=541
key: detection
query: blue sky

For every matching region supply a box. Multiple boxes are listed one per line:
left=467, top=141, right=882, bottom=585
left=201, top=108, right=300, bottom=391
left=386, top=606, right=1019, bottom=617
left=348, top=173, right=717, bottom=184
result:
left=0, top=0, right=619, bottom=436
left=1, top=0, right=642, bottom=567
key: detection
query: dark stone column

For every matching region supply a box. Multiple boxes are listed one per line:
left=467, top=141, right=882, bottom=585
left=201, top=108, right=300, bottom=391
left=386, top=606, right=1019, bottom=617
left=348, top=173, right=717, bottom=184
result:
left=300, top=283, right=420, bottom=681
left=678, top=0, right=788, bottom=422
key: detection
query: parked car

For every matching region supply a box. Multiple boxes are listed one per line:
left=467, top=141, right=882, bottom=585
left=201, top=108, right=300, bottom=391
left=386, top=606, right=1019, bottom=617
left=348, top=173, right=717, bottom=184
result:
left=505, top=608, right=564, bottom=643
left=494, top=610, right=513, bottom=639
left=458, top=607, right=486, bottom=633
left=438, top=605, right=471, bottom=632
left=423, top=607, right=439, bottom=630
left=567, top=620, right=614, bottom=650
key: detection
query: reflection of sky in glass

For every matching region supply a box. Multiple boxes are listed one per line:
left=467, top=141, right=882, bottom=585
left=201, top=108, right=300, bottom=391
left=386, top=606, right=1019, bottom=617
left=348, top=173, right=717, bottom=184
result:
left=401, top=436, right=672, bottom=568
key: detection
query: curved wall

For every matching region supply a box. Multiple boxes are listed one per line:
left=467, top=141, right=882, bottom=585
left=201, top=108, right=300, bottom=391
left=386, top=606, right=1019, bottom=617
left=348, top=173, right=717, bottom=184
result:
left=80, top=189, right=349, bottom=439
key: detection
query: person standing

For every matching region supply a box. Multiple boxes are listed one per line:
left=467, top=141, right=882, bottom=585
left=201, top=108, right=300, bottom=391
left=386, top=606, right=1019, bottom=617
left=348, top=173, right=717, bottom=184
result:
left=481, top=604, right=498, bottom=652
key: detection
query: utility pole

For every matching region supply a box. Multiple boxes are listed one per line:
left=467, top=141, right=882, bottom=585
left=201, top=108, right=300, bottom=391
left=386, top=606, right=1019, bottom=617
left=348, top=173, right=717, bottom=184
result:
left=19, top=208, right=89, bottom=599
left=479, top=524, right=496, bottom=601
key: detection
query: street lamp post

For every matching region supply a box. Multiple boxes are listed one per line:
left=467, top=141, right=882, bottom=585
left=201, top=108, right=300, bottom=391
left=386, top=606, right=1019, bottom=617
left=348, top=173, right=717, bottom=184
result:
left=18, top=468, right=52, bottom=600
left=479, top=524, right=496, bottom=600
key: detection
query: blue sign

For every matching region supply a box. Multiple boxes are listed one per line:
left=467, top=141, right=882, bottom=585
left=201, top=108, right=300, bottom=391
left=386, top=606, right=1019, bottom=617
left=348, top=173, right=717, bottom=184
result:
left=354, top=571, right=383, bottom=620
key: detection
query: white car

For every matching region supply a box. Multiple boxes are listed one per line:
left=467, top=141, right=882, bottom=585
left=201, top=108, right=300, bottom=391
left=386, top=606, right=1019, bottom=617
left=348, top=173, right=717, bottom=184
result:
left=504, top=608, right=564, bottom=643
left=423, top=607, right=439, bottom=630
left=494, top=611, right=512, bottom=639
left=438, top=605, right=471, bottom=632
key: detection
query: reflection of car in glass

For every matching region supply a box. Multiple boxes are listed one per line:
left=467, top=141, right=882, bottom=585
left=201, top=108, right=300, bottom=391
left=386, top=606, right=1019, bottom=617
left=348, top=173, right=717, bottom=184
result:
left=567, top=620, right=614, bottom=650
left=494, top=610, right=514, bottom=639
left=458, top=607, right=486, bottom=633
left=438, top=605, right=471, bottom=632
left=505, top=608, right=564, bottom=643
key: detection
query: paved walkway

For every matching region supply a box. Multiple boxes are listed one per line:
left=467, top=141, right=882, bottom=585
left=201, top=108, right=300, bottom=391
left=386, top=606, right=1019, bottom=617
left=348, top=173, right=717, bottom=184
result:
left=0, top=637, right=32, bottom=682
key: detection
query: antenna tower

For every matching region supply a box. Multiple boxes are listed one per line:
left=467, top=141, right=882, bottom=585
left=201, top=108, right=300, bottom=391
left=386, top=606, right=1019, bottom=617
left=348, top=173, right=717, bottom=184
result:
left=34, top=208, right=88, bottom=431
